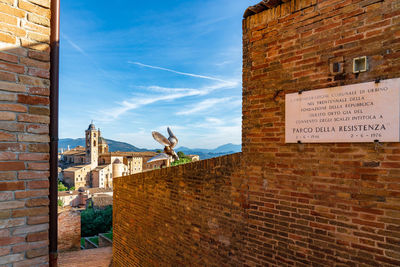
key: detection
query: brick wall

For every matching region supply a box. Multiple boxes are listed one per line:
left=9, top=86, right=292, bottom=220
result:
left=114, top=0, right=400, bottom=266
left=0, top=0, right=51, bottom=266
left=113, top=153, right=245, bottom=266
left=242, top=0, right=400, bottom=266
left=57, top=209, right=80, bottom=252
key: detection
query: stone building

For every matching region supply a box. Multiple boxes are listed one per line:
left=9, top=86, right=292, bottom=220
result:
left=63, top=164, right=91, bottom=189
left=61, top=123, right=159, bottom=189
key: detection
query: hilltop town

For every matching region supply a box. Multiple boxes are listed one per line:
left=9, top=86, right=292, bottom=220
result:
left=57, top=122, right=195, bottom=209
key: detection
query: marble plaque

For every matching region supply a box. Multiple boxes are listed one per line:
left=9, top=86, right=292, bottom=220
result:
left=285, top=78, right=400, bottom=143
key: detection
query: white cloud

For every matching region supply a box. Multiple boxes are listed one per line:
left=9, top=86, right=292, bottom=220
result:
left=176, top=97, right=232, bottom=116
left=129, top=62, right=237, bottom=86
left=95, top=81, right=238, bottom=122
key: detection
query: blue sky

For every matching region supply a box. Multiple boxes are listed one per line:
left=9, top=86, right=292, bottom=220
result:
left=60, top=0, right=258, bottom=149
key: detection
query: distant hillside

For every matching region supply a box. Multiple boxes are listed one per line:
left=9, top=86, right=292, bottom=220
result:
left=59, top=138, right=241, bottom=160
left=176, top=143, right=241, bottom=160
left=59, top=138, right=150, bottom=152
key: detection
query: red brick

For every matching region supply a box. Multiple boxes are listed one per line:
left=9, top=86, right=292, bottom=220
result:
left=0, top=172, right=16, bottom=181
left=18, top=153, right=49, bottom=161
left=27, top=215, right=49, bottom=225
left=0, top=104, right=27, bottom=113
left=17, top=133, right=49, bottom=143
left=28, top=68, right=49, bottom=79
left=335, top=33, right=364, bottom=45
left=0, top=52, right=18, bottom=64
left=27, top=87, right=49, bottom=96
left=26, top=231, right=47, bottom=242
left=19, top=57, right=49, bottom=70
left=12, top=240, right=48, bottom=253
left=18, top=171, right=49, bottom=180
left=28, top=106, right=49, bottom=116
left=28, top=50, right=49, bottom=62
left=0, top=236, right=24, bottom=246
left=25, top=198, right=48, bottom=207
left=0, top=111, right=16, bottom=121
left=0, top=162, right=25, bottom=171
left=0, top=70, right=16, bottom=82
left=0, top=192, right=13, bottom=201
left=11, top=207, right=48, bottom=217
left=15, top=189, right=48, bottom=199
left=26, top=162, right=49, bottom=171
left=26, top=246, right=47, bottom=258
left=0, top=181, right=24, bottom=191
left=17, top=94, right=49, bottom=105
left=27, top=180, right=48, bottom=189
left=0, top=151, right=17, bottom=160
left=0, top=131, right=16, bottom=141
left=0, top=61, right=24, bottom=74
left=26, top=124, right=48, bottom=134
left=18, top=114, right=49, bottom=124
left=0, top=122, right=24, bottom=132
left=28, top=143, right=49, bottom=153
left=0, top=81, right=26, bottom=92
left=0, top=143, right=26, bottom=152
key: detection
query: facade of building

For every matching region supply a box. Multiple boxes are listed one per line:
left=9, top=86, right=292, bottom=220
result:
left=60, top=123, right=160, bottom=189
left=63, top=164, right=91, bottom=189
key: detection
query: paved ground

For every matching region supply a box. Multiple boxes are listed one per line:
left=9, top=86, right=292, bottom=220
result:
left=58, top=247, right=112, bottom=267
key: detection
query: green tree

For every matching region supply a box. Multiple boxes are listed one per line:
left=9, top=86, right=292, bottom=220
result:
left=171, top=157, right=192, bottom=167
left=81, top=206, right=112, bottom=237
left=58, top=181, right=68, bottom=191
left=177, top=151, right=186, bottom=159
left=58, top=199, right=64, bottom=207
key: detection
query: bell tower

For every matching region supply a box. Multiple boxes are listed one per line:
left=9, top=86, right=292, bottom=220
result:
left=85, top=122, right=99, bottom=170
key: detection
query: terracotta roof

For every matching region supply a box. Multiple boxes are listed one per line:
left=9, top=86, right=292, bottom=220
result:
left=100, top=151, right=157, bottom=157
left=244, top=0, right=283, bottom=18
left=58, top=190, right=80, bottom=197
left=92, top=195, right=113, bottom=207
left=63, top=164, right=91, bottom=172
left=88, top=188, right=113, bottom=194
left=94, top=164, right=111, bottom=171
left=63, top=146, right=85, bottom=155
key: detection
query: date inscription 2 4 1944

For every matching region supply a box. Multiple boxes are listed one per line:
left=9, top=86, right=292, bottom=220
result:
left=285, top=78, right=400, bottom=143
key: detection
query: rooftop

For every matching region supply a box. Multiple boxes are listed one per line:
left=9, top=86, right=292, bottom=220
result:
left=100, top=151, right=157, bottom=157
left=63, top=164, right=91, bottom=172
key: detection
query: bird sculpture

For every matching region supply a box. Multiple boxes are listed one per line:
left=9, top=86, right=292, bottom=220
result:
left=147, top=127, right=179, bottom=165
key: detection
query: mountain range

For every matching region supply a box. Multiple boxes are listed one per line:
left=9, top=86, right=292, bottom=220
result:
left=59, top=138, right=241, bottom=160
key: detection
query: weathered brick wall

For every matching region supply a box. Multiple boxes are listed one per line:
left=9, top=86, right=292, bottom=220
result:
left=58, top=209, right=80, bottom=252
left=241, top=0, right=400, bottom=266
left=114, top=0, right=400, bottom=266
left=0, top=0, right=51, bottom=266
left=113, top=153, right=246, bottom=266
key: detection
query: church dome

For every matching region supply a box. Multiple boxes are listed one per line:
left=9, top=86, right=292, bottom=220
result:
left=113, top=158, right=122, bottom=164
left=87, top=123, right=96, bottom=130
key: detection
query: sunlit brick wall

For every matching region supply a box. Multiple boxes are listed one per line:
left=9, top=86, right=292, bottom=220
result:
left=242, top=0, right=400, bottom=265
left=114, top=0, right=400, bottom=266
left=0, top=0, right=51, bottom=266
